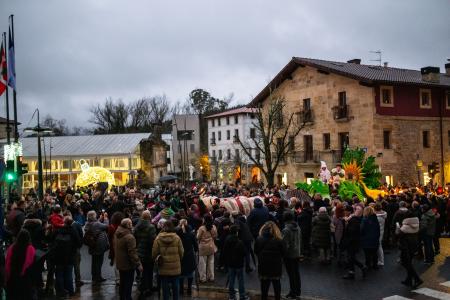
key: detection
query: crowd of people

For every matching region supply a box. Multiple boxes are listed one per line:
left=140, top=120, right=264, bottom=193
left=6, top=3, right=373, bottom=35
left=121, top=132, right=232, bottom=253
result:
left=1, top=181, right=449, bottom=300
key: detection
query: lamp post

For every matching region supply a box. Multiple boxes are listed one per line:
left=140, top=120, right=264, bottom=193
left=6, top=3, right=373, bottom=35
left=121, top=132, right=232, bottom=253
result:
left=24, top=109, right=52, bottom=200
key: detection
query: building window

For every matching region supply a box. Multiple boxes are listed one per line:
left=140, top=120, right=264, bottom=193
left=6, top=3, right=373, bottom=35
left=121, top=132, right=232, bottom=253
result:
left=218, top=131, right=222, bottom=141
left=274, top=107, right=283, bottom=128
left=218, top=118, right=221, bottom=126
left=235, top=149, right=240, bottom=159
left=212, top=150, right=216, bottom=158
left=234, top=129, right=239, bottom=139
left=212, top=119, right=215, bottom=127
left=255, top=149, right=260, bottom=161
left=420, top=89, right=432, bottom=108
left=276, top=138, right=283, bottom=151
left=212, top=132, right=215, bottom=140
left=423, top=131, right=430, bottom=148
left=303, top=98, right=311, bottom=110
left=338, top=91, right=347, bottom=106
left=62, top=160, right=70, bottom=169
left=383, top=130, right=391, bottom=149
left=234, top=115, right=238, bottom=124
left=250, top=128, right=256, bottom=139
left=227, top=149, right=231, bottom=160
left=250, top=113, right=255, bottom=119
left=227, top=130, right=230, bottom=140
left=288, top=136, right=295, bottom=151
left=380, top=86, right=394, bottom=107
left=218, top=150, right=223, bottom=160
left=103, top=159, right=111, bottom=168
left=190, top=144, right=195, bottom=153
left=323, top=133, right=330, bottom=150
left=446, top=91, right=450, bottom=109
left=115, top=159, right=125, bottom=168
left=226, top=116, right=230, bottom=125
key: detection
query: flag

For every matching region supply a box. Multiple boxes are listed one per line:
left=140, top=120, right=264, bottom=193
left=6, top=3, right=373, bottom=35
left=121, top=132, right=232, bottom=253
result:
left=0, top=41, right=6, bottom=96
left=7, top=27, right=15, bottom=90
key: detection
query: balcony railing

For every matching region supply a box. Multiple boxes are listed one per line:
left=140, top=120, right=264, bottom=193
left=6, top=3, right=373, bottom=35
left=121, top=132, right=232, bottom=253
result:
left=293, top=150, right=320, bottom=164
left=210, top=138, right=216, bottom=145
left=332, top=105, right=349, bottom=120
left=297, top=109, right=314, bottom=124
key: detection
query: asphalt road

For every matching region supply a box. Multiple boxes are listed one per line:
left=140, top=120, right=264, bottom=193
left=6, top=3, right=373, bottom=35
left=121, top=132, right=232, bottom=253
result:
left=44, top=239, right=450, bottom=300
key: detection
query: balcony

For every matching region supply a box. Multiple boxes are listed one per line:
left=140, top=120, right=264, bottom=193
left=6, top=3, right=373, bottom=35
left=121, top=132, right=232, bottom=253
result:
left=332, top=105, right=350, bottom=121
left=293, top=150, right=320, bottom=164
left=297, top=109, right=314, bottom=124
left=210, top=138, right=216, bottom=145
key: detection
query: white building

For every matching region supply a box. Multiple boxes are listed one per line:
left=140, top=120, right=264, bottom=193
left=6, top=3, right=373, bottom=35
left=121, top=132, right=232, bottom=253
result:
left=206, top=107, right=261, bottom=184
left=161, top=133, right=174, bottom=173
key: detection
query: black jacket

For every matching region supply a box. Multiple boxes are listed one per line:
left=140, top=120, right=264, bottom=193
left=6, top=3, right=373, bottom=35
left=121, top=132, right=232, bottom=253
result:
left=223, top=234, right=246, bottom=269
left=254, top=233, right=286, bottom=278
left=134, top=220, right=156, bottom=263
left=297, top=207, right=313, bottom=236
left=177, top=228, right=198, bottom=275
left=52, top=224, right=82, bottom=265
left=341, top=216, right=361, bottom=251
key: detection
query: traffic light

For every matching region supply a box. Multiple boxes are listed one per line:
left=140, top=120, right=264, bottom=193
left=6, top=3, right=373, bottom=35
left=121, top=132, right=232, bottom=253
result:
left=16, top=156, right=28, bottom=176
left=4, top=160, right=17, bottom=182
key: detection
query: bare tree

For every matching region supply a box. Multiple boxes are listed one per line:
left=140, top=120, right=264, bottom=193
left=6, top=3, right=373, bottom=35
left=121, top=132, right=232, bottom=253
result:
left=89, top=97, right=130, bottom=134
left=237, top=95, right=306, bottom=187
left=42, top=115, right=70, bottom=136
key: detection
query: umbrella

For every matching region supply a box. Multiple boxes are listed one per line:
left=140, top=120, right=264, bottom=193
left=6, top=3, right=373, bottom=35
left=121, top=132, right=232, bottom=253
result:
left=159, top=175, right=178, bottom=182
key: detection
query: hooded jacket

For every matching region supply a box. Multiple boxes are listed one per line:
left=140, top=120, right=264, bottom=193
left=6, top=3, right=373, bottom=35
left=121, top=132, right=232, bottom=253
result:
left=312, top=212, right=331, bottom=248
left=247, top=198, right=269, bottom=238
left=152, top=232, right=184, bottom=276
left=282, top=221, right=302, bottom=258
left=420, top=209, right=436, bottom=236
left=133, top=219, right=156, bottom=263
left=396, top=217, right=419, bottom=252
left=360, top=214, right=380, bottom=249
left=114, top=225, right=141, bottom=271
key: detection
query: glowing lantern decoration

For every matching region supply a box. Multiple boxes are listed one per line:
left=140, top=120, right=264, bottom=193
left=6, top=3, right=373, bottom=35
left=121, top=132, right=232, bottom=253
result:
left=75, top=159, right=115, bottom=188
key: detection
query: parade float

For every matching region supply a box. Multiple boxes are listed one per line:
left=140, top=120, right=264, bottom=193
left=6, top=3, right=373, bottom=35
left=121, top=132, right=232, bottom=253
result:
left=296, top=148, right=387, bottom=201
left=75, top=159, right=116, bottom=188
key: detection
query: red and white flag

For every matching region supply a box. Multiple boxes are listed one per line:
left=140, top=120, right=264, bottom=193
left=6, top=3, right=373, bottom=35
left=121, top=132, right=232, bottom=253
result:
left=0, top=41, right=6, bottom=96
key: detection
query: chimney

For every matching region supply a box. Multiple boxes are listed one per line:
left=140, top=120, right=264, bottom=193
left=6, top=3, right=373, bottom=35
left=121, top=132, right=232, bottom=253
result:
left=383, top=62, right=388, bottom=68
left=445, top=63, right=450, bottom=76
left=347, top=59, right=361, bottom=64
left=421, top=66, right=440, bottom=83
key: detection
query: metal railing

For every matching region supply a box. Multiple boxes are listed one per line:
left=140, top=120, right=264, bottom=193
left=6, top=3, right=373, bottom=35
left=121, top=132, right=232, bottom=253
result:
left=332, top=105, right=349, bottom=120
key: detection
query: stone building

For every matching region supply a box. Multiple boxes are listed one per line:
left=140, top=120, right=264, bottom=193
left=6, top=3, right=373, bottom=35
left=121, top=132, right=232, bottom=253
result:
left=250, top=57, right=450, bottom=186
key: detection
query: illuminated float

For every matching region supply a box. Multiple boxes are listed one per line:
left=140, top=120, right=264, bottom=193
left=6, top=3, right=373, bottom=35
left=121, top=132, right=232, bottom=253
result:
left=75, top=159, right=115, bottom=188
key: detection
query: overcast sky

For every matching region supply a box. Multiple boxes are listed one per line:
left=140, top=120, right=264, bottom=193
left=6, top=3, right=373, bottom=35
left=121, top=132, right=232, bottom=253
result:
left=1, top=0, right=449, bottom=128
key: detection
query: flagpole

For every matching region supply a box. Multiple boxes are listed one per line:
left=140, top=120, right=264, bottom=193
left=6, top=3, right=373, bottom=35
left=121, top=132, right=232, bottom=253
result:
left=3, top=32, right=11, bottom=145
left=9, top=15, right=18, bottom=143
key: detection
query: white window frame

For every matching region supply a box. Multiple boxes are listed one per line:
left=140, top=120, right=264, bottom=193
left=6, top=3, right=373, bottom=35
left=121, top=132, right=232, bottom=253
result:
left=419, top=89, right=432, bottom=109
left=380, top=86, right=394, bottom=107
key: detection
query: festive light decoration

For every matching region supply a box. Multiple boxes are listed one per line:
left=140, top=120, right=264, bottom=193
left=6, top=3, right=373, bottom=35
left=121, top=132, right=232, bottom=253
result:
left=75, top=159, right=115, bottom=187
left=3, top=142, right=22, bottom=161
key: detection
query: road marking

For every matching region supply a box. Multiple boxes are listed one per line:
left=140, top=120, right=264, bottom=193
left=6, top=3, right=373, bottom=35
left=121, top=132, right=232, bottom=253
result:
left=413, top=288, right=450, bottom=300
left=382, top=296, right=412, bottom=300
left=441, top=282, right=450, bottom=288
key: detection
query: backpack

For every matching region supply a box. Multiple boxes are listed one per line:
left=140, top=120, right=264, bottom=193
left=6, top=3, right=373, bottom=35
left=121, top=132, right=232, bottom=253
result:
left=83, top=230, right=98, bottom=249
left=54, top=232, right=73, bottom=255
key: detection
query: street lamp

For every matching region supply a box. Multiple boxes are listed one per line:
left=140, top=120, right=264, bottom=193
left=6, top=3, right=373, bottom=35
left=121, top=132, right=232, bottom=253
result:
left=24, top=108, right=52, bottom=200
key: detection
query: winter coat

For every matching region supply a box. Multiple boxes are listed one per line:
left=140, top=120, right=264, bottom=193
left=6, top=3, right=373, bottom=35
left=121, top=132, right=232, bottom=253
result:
left=396, top=217, right=419, bottom=253
left=297, top=207, right=313, bottom=237
left=375, top=211, right=387, bottom=242
left=197, top=225, right=217, bottom=256
left=234, top=216, right=253, bottom=243
left=254, top=232, right=286, bottom=279
left=84, top=220, right=109, bottom=255
left=177, top=228, right=198, bottom=275
left=5, top=244, right=35, bottom=300
left=312, top=212, right=331, bottom=249
left=108, top=224, right=119, bottom=261
left=341, top=216, right=361, bottom=251
left=332, top=216, right=345, bottom=245
left=282, top=221, right=302, bottom=258
left=223, top=234, right=246, bottom=269
left=22, top=219, right=46, bottom=250
left=133, top=220, right=156, bottom=263
left=392, top=207, right=408, bottom=232
left=247, top=199, right=270, bottom=238
left=52, top=224, right=82, bottom=266
left=420, top=209, right=436, bottom=236
left=114, top=225, right=141, bottom=271
left=6, top=208, right=25, bottom=237
left=360, top=215, right=380, bottom=249
left=152, top=232, right=184, bottom=276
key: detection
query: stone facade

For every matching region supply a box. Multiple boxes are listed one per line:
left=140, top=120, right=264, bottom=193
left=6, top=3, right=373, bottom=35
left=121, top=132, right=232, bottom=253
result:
left=258, top=64, right=450, bottom=186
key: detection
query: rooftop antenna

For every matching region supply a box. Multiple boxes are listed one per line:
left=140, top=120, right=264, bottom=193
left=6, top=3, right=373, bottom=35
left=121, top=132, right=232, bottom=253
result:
left=370, top=50, right=382, bottom=66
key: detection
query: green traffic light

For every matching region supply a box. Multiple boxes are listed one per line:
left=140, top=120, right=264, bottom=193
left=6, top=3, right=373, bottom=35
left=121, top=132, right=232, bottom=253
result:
left=5, top=172, right=16, bottom=182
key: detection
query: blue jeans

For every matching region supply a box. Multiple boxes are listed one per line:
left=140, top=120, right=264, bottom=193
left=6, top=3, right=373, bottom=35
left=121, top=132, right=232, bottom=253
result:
left=228, top=268, right=245, bottom=299
left=160, top=275, right=179, bottom=300
left=55, top=265, right=74, bottom=295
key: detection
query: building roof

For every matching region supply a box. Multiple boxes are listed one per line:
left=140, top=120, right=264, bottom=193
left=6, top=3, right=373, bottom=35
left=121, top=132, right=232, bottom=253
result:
left=205, top=107, right=256, bottom=119
left=18, top=132, right=151, bottom=158
left=0, top=116, right=20, bottom=125
left=250, top=57, right=450, bottom=105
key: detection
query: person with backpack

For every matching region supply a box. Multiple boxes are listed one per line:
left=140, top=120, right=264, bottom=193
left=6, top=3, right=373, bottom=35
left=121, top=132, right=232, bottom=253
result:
left=115, top=218, right=143, bottom=300
left=52, top=215, right=82, bottom=297
left=134, top=210, right=156, bottom=297
left=84, top=210, right=109, bottom=284
left=223, top=224, right=249, bottom=300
